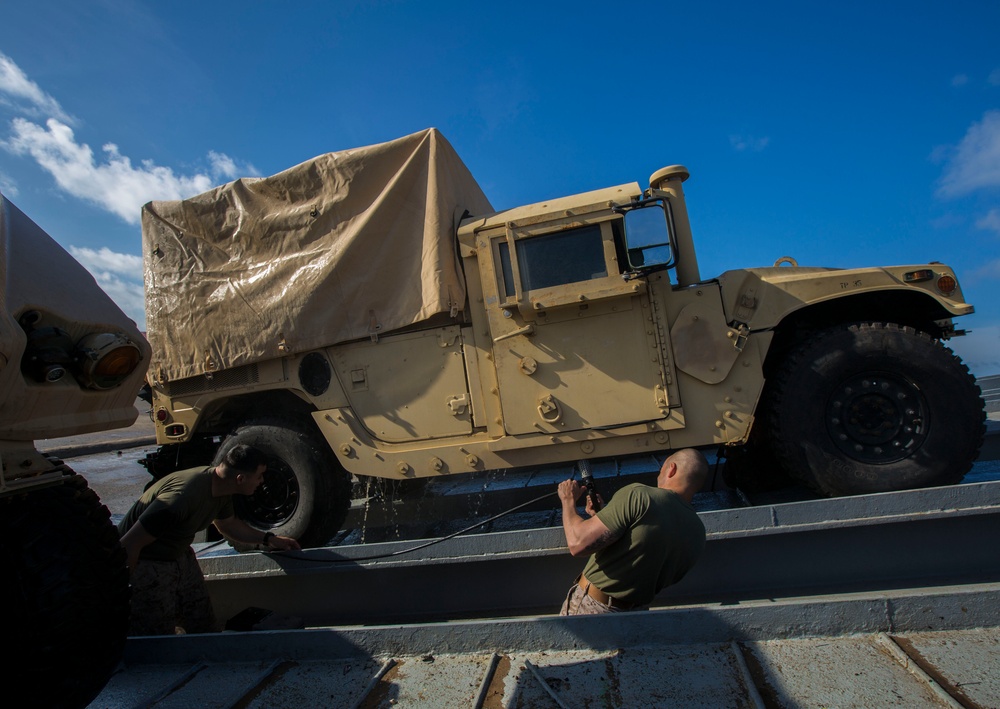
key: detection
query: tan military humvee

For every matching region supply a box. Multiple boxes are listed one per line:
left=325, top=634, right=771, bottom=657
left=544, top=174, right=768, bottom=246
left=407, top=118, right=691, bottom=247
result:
left=0, top=194, right=150, bottom=706
left=139, top=128, right=985, bottom=547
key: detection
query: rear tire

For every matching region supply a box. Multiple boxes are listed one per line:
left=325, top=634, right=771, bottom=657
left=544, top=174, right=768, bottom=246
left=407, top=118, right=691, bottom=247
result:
left=768, top=322, right=985, bottom=496
left=1, top=473, right=129, bottom=709
left=213, top=419, right=352, bottom=548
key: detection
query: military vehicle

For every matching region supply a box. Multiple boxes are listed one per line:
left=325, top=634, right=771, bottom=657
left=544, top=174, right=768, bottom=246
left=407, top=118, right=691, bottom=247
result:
left=0, top=194, right=150, bottom=707
left=139, top=128, right=985, bottom=547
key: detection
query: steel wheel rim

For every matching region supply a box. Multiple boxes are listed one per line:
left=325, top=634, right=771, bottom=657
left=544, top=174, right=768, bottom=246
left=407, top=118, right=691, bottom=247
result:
left=826, top=371, right=929, bottom=464
left=234, top=459, right=300, bottom=527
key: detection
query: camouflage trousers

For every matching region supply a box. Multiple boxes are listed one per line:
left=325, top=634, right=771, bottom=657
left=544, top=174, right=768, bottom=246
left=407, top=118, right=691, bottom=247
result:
left=129, top=547, right=219, bottom=636
left=559, top=582, right=622, bottom=616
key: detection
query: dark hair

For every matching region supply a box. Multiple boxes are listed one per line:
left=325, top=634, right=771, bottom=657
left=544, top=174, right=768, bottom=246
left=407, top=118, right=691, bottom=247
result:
left=222, top=444, right=267, bottom=475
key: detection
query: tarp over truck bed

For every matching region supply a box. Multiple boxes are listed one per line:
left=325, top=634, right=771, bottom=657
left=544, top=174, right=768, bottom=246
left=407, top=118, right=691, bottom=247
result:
left=142, top=128, right=493, bottom=383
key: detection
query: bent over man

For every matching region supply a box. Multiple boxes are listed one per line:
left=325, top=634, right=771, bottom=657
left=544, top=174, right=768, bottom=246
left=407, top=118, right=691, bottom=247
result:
left=118, top=444, right=300, bottom=635
left=558, top=448, right=708, bottom=615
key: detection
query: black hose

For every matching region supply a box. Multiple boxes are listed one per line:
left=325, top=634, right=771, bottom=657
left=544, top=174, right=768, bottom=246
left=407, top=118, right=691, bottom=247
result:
left=265, top=489, right=560, bottom=564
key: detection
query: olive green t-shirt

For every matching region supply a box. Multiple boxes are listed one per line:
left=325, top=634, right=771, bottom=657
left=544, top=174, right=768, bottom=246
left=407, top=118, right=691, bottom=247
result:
left=582, top=483, right=706, bottom=606
left=117, top=466, right=234, bottom=561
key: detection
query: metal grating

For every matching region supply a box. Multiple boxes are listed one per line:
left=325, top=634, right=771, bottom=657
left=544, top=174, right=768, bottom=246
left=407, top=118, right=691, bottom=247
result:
left=167, top=364, right=260, bottom=397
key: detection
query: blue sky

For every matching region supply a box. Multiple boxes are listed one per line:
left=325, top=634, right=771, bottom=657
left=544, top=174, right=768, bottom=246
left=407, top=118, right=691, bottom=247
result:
left=2, top=0, right=999, bottom=375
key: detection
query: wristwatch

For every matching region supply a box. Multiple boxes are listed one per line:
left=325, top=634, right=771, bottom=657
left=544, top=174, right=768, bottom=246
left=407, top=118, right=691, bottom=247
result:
left=262, top=532, right=275, bottom=547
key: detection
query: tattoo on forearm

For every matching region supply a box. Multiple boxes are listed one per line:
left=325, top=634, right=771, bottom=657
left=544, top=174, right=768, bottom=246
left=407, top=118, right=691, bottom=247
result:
left=582, top=528, right=618, bottom=555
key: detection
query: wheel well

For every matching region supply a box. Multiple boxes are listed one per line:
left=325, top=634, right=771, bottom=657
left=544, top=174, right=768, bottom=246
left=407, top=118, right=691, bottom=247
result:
left=760, top=290, right=958, bottom=378
left=196, top=389, right=319, bottom=436
left=142, top=389, right=325, bottom=479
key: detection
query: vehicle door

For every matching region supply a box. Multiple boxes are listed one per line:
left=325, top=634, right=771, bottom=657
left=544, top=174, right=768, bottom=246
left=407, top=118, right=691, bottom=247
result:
left=475, top=208, right=671, bottom=436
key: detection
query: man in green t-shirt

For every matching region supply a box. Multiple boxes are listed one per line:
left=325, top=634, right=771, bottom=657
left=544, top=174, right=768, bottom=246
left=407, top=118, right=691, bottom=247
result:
left=557, top=448, right=708, bottom=615
left=118, top=444, right=300, bottom=635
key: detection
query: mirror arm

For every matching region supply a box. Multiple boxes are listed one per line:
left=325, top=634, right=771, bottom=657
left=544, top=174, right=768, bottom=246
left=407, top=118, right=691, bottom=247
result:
left=611, top=195, right=662, bottom=214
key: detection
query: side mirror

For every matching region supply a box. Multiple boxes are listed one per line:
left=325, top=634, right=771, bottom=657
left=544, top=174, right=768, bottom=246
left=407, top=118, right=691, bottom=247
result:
left=621, top=199, right=675, bottom=271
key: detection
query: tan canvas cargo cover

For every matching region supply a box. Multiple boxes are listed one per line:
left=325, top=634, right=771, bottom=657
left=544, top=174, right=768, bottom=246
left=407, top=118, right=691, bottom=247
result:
left=142, top=128, right=493, bottom=383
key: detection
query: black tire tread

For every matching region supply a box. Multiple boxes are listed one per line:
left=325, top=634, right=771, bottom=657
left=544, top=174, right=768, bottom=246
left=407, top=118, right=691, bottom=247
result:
left=214, top=417, right=352, bottom=547
left=766, top=322, right=985, bottom=496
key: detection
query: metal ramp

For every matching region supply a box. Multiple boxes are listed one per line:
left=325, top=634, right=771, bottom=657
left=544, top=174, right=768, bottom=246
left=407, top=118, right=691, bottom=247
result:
left=195, top=480, right=1000, bottom=627
left=96, top=584, right=1000, bottom=707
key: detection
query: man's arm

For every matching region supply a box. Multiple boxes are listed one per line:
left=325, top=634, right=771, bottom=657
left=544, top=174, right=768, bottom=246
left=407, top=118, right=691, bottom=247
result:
left=119, top=521, right=157, bottom=572
left=558, top=480, right=621, bottom=557
left=213, top=516, right=301, bottom=551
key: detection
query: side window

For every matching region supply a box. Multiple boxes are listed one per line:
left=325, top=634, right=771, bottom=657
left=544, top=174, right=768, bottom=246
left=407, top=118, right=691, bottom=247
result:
left=497, top=224, right=608, bottom=298
left=490, top=218, right=642, bottom=316
left=498, top=241, right=516, bottom=299
left=515, top=224, right=607, bottom=290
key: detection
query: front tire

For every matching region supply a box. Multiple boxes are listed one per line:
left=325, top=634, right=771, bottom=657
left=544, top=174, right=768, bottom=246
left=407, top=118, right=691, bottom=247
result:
left=768, top=322, right=985, bottom=496
left=213, top=419, right=352, bottom=547
left=1, top=473, right=130, bottom=709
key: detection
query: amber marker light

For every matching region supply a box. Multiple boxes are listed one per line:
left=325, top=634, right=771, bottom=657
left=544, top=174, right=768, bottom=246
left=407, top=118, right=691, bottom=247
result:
left=937, top=274, right=957, bottom=296
left=903, top=269, right=934, bottom=283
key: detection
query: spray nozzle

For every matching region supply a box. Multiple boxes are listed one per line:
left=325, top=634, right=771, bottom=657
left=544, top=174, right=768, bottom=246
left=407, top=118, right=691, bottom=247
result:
left=577, top=459, right=602, bottom=511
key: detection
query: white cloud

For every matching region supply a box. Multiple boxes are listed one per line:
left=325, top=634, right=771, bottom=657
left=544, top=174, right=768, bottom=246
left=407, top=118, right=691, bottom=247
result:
left=208, top=150, right=243, bottom=180
left=0, top=169, right=17, bottom=197
left=0, top=52, right=73, bottom=124
left=5, top=117, right=222, bottom=224
left=977, top=209, right=1000, bottom=236
left=937, top=110, right=1000, bottom=198
left=952, top=74, right=970, bottom=87
left=91, top=271, right=146, bottom=330
left=0, top=53, right=258, bottom=224
left=990, top=68, right=1000, bottom=87
left=69, top=246, right=143, bottom=275
left=729, top=134, right=770, bottom=152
